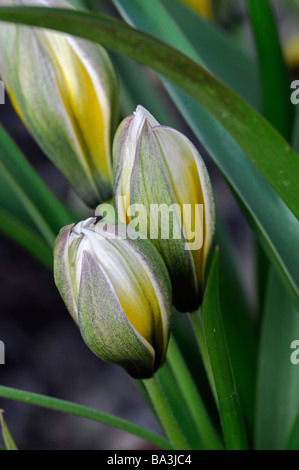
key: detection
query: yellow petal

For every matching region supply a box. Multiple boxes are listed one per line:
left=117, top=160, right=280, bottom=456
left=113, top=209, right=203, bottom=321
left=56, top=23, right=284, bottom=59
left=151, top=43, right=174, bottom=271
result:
left=43, top=32, right=113, bottom=189
left=181, top=0, right=213, bottom=19
left=154, top=126, right=213, bottom=286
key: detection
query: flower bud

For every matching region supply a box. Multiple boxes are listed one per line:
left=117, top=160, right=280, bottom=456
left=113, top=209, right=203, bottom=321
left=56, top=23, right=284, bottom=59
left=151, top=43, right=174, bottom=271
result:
left=54, top=217, right=172, bottom=379
left=113, top=105, right=215, bottom=312
left=0, top=0, right=118, bottom=207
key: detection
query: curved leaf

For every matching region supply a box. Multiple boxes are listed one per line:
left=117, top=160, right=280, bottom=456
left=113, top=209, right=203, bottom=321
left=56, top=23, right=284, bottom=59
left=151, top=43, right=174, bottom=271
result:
left=112, top=0, right=299, bottom=313
left=0, top=124, right=73, bottom=246
left=162, top=0, right=259, bottom=108
left=0, top=7, right=297, bottom=221
left=0, top=5, right=299, bottom=311
left=0, top=385, right=172, bottom=449
left=0, top=208, right=52, bottom=268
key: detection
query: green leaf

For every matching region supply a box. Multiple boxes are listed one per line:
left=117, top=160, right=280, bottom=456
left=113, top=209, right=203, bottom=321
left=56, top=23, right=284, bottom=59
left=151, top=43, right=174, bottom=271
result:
left=294, top=106, right=299, bottom=154
left=113, top=2, right=271, bottom=435
left=112, top=0, right=299, bottom=313
left=112, top=53, right=179, bottom=127
left=255, top=268, right=299, bottom=450
left=246, top=0, right=294, bottom=140
left=0, top=8, right=298, bottom=221
left=111, top=11, right=257, bottom=429
left=167, top=336, right=223, bottom=450
left=0, top=208, right=53, bottom=268
left=161, top=0, right=259, bottom=108
left=143, top=376, right=190, bottom=450
left=112, top=29, right=257, bottom=428
left=217, top=244, right=257, bottom=435
left=0, top=125, right=73, bottom=247
left=157, top=362, right=204, bottom=450
left=0, top=411, right=18, bottom=450
left=0, top=385, right=172, bottom=450
left=0, top=6, right=299, bottom=311
left=203, top=249, right=248, bottom=450
left=286, top=410, right=299, bottom=450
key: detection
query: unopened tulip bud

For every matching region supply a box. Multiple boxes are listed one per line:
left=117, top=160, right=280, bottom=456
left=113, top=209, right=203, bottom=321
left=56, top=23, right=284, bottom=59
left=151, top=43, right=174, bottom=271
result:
left=113, top=106, right=215, bottom=312
left=54, top=217, right=172, bottom=379
left=0, top=0, right=118, bottom=207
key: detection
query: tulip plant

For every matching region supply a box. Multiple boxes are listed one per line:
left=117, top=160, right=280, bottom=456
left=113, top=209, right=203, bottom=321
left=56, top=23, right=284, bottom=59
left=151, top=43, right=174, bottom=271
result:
left=0, top=0, right=299, bottom=451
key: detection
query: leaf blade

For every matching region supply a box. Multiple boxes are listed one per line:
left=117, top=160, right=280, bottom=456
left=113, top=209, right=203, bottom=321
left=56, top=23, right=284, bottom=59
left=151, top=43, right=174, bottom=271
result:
left=0, top=7, right=298, bottom=221
left=0, top=385, right=172, bottom=450
left=255, top=269, right=299, bottom=450
left=0, top=208, right=53, bottom=268
left=0, top=124, right=73, bottom=246
left=161, top=0, right=259, bottom=108
left=203, top=249, right=248, bottom=450
left=112, top=0, right=299, bottom=313
left=0, top=412, right=18, bottom=451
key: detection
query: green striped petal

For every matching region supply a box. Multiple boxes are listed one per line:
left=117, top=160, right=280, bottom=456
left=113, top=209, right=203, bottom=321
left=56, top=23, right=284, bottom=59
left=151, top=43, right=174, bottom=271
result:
left=54, top=217, right=172, bottom=378
left=78, top=250, right=155, bottom=379
left=0, top=0, right=118, bottom=207
left=113, top=105, right=215, bottom=312
left=53, top=223, right=78, bottom=323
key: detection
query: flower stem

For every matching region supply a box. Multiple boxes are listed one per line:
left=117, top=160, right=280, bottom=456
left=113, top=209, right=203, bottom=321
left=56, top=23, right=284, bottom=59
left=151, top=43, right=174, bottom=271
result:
left=143, top=375, right=190, bottom=450
left=167, top=336, right=223, bottom=450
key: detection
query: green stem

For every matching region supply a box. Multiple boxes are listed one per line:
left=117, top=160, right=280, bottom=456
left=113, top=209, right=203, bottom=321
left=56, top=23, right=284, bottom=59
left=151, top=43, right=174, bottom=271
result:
left=0, top=385, right=172, bottom=450
left=143, top=375, right=190, bottom=450
left=167, top=337, right=223, bottom=450
left=189, top=309, right=218, bottom=403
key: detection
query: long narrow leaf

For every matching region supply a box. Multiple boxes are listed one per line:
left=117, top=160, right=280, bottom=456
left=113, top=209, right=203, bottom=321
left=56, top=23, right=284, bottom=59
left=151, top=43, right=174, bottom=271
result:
left=286, top=411, right=299, bottom=450
left=246, top=0, right=293, bottom=140
left=0, top=5, right=299, bottom=310
left=203, top=249, right=248, bottom=450
left=0, top=386, right=172, bottom=450
left=162, top=0, right=259, bottom=108
left=157, top=363, right=204, bottom=450
left=113, top=0, right=299, bottom=314
left=0, top=124, right=73, bottom=246
left=112, top=53, right=178, bottom=127
left=0, top=208, right=53, bottom=268
left=0, top=7, right=298, bottom=222
left=294, top=106, right=299, bottom=153
left=0, top=412, right=17, bottom=450
left=255, top=269, right=299, bottom=450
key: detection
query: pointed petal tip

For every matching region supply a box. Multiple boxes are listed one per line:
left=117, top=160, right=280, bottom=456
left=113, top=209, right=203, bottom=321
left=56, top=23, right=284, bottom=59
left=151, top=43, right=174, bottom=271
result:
left=133, top=105, right=160, bottom=128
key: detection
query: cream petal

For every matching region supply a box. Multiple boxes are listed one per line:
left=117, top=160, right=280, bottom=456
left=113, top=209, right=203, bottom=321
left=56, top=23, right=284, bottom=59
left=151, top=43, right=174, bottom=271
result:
left=0, top=0, right=117, bottom=206
left=154, top=126, right=215, bottom=285
left=78, top=251, right=155, bottom=379
left=53, top=224, right=79, bottom=324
